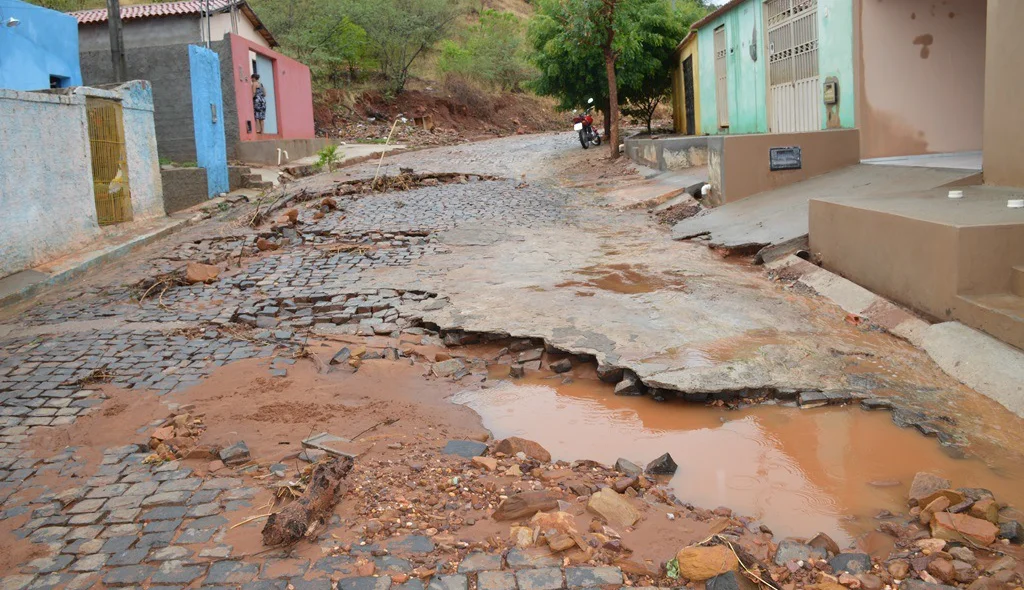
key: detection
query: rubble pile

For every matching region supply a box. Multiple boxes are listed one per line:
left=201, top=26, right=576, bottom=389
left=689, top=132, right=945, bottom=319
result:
left=145, top=406, right=215, bottom=462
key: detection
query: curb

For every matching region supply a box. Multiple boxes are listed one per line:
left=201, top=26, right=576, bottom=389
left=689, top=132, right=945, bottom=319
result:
left=0, top=213, right=201, bottom=310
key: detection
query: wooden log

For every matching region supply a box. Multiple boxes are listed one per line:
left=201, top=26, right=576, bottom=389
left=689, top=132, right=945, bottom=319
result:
left=262, top=456, right=353, bottom=546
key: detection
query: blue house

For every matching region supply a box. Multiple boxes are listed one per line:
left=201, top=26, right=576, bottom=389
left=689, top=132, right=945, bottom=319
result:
left=0, top=0, right=82, bottom=90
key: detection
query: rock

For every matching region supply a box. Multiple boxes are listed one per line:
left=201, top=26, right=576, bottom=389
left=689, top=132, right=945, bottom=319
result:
left=509, top=526, right=533, bottom=548
left=928, top=558, right=956, bottom=584
left=432, top=359, right=465, bottom=378
left=888, top=560, right=911, bottom=579
left=856, top=573, right=884, bottom=590
left=812, top=582, right=848, bottom=590
left=614, top=458, right=643, bottom=477
left=472, top=456, right=497, bottom=471
left=492, top=491, right=559, bottom=521
left=675, top=545, right=739, bottom=581
left=151, top=426, right=174, bottom=442
left=256, top=237, right=279, bottom=251
left=706, top=570, right=759, bottom=590
left=931, top=512, right=999, bottom=545
left=916, top=538, right=947, bottom=553
left=549, top=359, right=572, bottom=374
left=920, top=489, right=966, bottom=510
left=808, top=532, right=841, bottom=557
left=773, top=539, right=826, bottom=566
left=509, top=364, right=525, bottom=379
left=596, top=365, right=624, bottom=383
left=517, top=349, right=543, bottom=363
left=951, top=560, right=978, bottom=584
left=830, top=553, right=872, bottom=575
left=587, top=488, right=640, bottom=529
left=909, top=473, right=953, bottom=505
left=949, top=547, right=976, bottom=563
left=614, top=373, right=644, bottom=396
left=958, top=488, right=995, bottom=502
left=219, top=441, right=250, bottom=466
left=902, top=580, right=959, bottom=590
left=645, top=453, right=678, bottom=475
left=999, top=520, right=1024, bottom=543
left=985, top=556, right=1017, bottom=574
left=330, top=347, right=351, bottom=365
left=283, top=208, right=299, bottom=223
left=442, top=440, right=488, bottom=459
left=921, top=496, right=953, bottom=524
left=185, top=262, right=219, bottom=284
left=612, top=476, right=638, bottom=494
left=494, top=437, right=551, bottom=462
left=531, top=511, right=579, bottom=552
left=969, top=498, right=1000, bottom=524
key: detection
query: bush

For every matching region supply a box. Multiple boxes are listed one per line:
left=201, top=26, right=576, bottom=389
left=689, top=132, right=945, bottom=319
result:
left=439, top=10, right=534, bottom=92
left=316, top=145, right=342, bottom=172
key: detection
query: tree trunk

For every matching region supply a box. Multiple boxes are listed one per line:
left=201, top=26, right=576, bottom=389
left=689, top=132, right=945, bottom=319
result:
left=603, top=104, right=612, bottom=139
left=262, top=456, right=353, bottom=546
left=604, top=47, right=620, bottom=159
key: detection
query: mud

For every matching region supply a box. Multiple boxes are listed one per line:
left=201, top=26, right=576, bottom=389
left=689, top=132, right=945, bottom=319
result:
left=556, top=264, right=689, bottom=295
left=453, top=373, right=1024, bottom=548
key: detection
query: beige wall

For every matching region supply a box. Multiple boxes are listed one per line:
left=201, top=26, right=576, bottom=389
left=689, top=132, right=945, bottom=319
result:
left=708, top=129, right=860, bottom=205
left=859, top=0, right=986, bottom=159
left=208, top=12, right=270, bottom=48
left=983, top=0, right=1024, bottom=187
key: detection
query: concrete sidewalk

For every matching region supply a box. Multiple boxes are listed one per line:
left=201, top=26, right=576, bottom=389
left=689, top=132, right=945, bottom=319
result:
left=672, top=164, right=976, bottom=250
left=0, top=213, right=198, bottom=308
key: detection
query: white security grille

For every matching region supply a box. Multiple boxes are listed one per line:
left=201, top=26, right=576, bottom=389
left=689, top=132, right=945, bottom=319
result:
left=765, top=0, right=820, bottom=133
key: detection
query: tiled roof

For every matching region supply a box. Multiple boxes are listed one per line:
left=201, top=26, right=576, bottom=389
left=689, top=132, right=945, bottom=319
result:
left=71, top=0, right=236, bottom=24
left=70, top=0, right=277, bottom=46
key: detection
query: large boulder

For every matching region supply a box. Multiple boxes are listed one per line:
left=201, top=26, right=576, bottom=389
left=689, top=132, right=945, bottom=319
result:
left=676, top=545, right=739, bottom=581
left=773, top=539, right=826, bottom=566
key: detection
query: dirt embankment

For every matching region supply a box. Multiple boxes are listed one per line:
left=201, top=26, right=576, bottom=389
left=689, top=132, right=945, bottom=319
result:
left=314, top=85, right=568, bottom=147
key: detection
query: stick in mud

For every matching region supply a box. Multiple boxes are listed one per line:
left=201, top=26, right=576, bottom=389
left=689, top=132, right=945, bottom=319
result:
left=261, top=455, right=354, bottom=547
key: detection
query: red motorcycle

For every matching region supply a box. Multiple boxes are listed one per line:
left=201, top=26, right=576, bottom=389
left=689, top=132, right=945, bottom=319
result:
left=573, top=98, right=602, bottom=149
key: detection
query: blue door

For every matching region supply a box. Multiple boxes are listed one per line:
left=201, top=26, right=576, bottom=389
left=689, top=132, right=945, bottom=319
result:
left=189, top=45, right=229, bottom=196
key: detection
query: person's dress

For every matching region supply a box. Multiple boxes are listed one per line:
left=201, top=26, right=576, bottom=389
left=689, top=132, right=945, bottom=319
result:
left=254, top=84, right=267, bottom=122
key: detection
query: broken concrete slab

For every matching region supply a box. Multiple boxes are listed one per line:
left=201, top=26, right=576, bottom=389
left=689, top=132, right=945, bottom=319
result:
left=302, top=433, right=371, bottom=459
left=442, top=440, right=488, bottom=459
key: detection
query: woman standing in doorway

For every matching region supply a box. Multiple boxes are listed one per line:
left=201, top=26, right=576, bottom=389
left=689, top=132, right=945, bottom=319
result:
left=252, top=73, right=266, bottom=134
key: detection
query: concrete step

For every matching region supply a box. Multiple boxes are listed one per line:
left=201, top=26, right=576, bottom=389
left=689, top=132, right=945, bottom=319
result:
left=1013, top=266, right=1024, bottom=297
left=242, top=173, right=273, bottom=190
left=957, top=293, right=1024, bottom=350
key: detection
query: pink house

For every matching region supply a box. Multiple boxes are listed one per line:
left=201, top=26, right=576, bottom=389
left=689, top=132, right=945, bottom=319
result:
left=74, top=0, right=329, bottom=165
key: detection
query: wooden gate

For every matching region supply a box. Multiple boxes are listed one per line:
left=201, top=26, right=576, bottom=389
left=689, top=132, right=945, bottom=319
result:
left=86, top=97, right=133, bottom=225
left=683, top=56, right=696, bottom=135
left=765, top=0, right=820, bottom=133
left=713, top=25, right=729, bottom=128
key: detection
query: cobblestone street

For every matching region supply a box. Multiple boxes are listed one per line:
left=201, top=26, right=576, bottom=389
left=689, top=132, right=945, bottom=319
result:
left=1, top=133, right=1023, bottom=590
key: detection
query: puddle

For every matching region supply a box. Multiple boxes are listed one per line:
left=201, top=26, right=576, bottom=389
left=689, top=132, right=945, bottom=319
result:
left=556, top=264, right=687, bottom=294
left=453, top=375, right=1024, bottom=546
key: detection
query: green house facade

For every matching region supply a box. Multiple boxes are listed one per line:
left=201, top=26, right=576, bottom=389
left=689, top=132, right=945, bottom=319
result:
left=694, top=0, right=856, bottom=136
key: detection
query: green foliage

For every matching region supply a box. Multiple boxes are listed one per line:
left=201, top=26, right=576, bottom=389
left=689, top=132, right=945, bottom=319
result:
left=21, top=0, right=90, bottom=11
left=439, top=10, right=534, bottom=92
left=528, top=0, right=707, bottom=122
left=248, top=0, right=371, bottom=87
left=666, top=558, right=681, bottom=580
left=345, top=0, right=467, bottom=95
left=316, top=144, right=342, bottom=172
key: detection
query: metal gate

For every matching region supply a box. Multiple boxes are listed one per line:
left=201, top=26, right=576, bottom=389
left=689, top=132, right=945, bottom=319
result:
left=765, top=0, right=820, bottom=133
left=86, top=97, right=134, bottom=225
left=713, top=25, right=729, bottom=128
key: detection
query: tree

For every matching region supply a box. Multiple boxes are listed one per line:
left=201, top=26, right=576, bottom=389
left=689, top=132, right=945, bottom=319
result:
left=249, top=0, right=369, bottom=86
left=345, top=0, right=466, bottom=96
left=528, top=0, right=708, bottom=150
left=439, top=10, right=534, bottom=92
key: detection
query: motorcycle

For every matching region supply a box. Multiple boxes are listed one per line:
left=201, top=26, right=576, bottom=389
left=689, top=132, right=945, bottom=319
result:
left=572, top=98, right=602, bottom=150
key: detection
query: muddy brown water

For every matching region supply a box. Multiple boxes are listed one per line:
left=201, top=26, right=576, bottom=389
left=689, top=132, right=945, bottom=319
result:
left=453, top=374, right=1024, bottom=547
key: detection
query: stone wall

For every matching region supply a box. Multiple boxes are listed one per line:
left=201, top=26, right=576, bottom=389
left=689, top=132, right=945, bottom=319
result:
left=623, top=135, right=709, bottom=172
left=161, top=167, right=209, bottom=214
